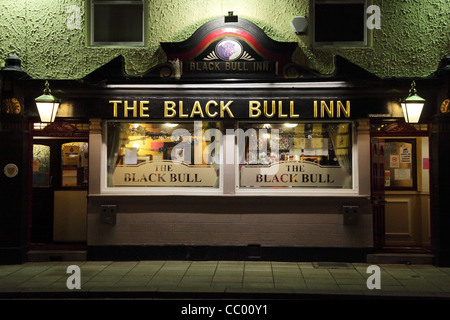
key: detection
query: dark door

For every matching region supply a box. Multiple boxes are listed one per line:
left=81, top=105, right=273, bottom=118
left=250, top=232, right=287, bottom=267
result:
left=31, top=138, right=88, bottom=245
left=371, top=137, right=386, bottom=249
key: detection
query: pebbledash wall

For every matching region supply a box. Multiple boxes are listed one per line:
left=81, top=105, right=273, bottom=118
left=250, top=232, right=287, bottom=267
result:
left=0, top=0, right=449, bottom=79
left=1, top=0, right=449, bottom=261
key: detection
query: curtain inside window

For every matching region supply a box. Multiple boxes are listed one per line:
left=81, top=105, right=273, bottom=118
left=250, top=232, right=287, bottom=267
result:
left=107, top=122, right=128, bottom=187
left=328, top=123, right=352, bottom=188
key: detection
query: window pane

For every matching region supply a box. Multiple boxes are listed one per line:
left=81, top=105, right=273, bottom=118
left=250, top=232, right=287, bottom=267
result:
left=61, top=142, right=89, bottom=187
left=238, top=122, right=353, bottom=189
left=107, top=122, right=221, bottom=188
left=33, top=144, right=51, bottom=187
left=384, top=140, right=416, bottom=189
left=315, top=3, right=365, bottom=42
left=92, top=1, right=143, bottom=44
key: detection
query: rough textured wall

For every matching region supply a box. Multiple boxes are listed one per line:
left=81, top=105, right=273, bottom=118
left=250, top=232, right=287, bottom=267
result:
left=0, top=0, right=449, bottom=79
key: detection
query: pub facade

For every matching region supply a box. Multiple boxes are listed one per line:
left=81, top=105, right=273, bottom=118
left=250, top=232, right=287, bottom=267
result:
left=1, top=5, right=450, bottom=266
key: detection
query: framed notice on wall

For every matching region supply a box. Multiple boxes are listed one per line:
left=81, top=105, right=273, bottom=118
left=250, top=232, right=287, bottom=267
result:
left=384, top=139, right=417, bottom=190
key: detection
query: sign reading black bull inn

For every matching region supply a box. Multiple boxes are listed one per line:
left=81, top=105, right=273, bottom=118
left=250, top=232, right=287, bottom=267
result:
left=78, top=17, right=390, bottom=120
left=74, top=15, right=391, bottom=120
left=107, top=99, right=352, bottom=120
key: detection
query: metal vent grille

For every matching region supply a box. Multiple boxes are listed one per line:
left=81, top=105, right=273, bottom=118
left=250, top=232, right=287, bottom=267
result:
left=313, top=262, right=354, bottom=269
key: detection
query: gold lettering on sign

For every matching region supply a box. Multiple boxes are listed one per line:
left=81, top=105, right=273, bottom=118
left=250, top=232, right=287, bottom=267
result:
left=264, top=101, right=275, bottom=118
left=124, top=101, right=137, bottom=118
left=225, top=62, right=249, bottom=71
left=164, top=101, right=176, bottom=118
left=164, top=100, right=234, bottom=118
left=109, top=99, right=352, bottom=119
left=278, top=101, right=287, bottom=118
left=110, top=100, right=122, bottom=118
left=290, top=101, right=299, bottom=118
left=249, top=100, right=297, bottom=118
left=220, top=101, right=234, bottom=118
left=110, top=100, right=153, bottom=118
left=205, top=100, right=218, bottom=118
left=337, top=101, right=350, bottom=118
left=313, top=100, right=351, bottom=118
left=249, top=101, right=261, bottom=118
left=189, top=62, right=221, bottom=71
left=140, top=101, right=150, bottom=117
left=164, top=101, right=188, bottom=118
left=321, top=101, right=333, bottom=118
left=179, top=101, right=188, bottom=118
left=253, top=62, right=269, bottom=71
left=190, top=101, right=205, bottom=118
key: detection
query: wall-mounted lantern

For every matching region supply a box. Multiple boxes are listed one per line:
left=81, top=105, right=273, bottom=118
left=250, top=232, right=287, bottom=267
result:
left=35, top=80, right=60, bottom=123
left=401, top=80, right=425, bottom=123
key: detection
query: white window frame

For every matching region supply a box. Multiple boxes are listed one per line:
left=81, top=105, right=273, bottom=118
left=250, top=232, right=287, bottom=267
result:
left=233, top=120, right=359, bottom=197
left=100, top=120, right=225, bottom=196
left=89, top=0, right=145, bottom=47
left=99, top=120, right=359, bottom=197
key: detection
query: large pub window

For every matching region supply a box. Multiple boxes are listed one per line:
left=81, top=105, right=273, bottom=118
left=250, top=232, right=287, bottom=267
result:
left=104, top=121, right=355, bottom=193
left=106, top=121, right=221, bottom=188
left=237, top=122, right=353, bottom=189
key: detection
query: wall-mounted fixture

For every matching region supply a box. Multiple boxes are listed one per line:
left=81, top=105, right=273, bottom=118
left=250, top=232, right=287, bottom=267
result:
left=35, top=80, right=60, bottom=123
left=343, top=205, right=359, bottom=225
left=401, top=80, right=425, bottom=123
left=101, top=205, right=117, bottom=225
left=291, top=16, right=308, bottom=35
left=225, top=11, right=238, bottom=23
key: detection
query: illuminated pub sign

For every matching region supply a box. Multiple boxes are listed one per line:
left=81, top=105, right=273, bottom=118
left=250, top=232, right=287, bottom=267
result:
left=108, top=99, right=352, bottom=120
left=159, top=17, right=301, bottom=79
left=89, top=16, right=386, bottom=190
left=81, top=16, right=389, bottom=121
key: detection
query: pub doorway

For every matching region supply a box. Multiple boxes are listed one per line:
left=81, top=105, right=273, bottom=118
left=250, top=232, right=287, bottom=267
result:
left=371, top=121, right=432, bottom=253
left=29, top=121, right=89, bottom=255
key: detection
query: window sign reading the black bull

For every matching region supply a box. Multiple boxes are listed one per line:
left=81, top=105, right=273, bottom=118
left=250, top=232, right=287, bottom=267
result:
left=240, top=162, right=350, bottom=188
left=237, top=122, right=353, bottom=189
left=107, top=121, right=353, bottom=189
left=112, top=161, right=218, bottom=187
left=108, top=99, right=351, bottom=119
left=107, top=122, right=221, bottom=188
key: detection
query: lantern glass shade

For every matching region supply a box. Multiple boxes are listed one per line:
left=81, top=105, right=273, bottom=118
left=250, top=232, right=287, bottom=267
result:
left=401, top=81, right=425, bottom=123
left=401, top=94, right=425, bottom=123
left=35, top=81, right=60, bottom=123
left=36, top=101, right=60, bottom=123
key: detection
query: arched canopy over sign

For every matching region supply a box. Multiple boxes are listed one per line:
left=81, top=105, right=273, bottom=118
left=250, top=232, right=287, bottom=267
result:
left=82, top=15, right=380, bottom=83
left=160, top=17, right=322, bottom=79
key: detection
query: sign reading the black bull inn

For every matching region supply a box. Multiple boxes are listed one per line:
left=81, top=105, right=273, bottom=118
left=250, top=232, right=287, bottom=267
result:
left=160, top=18, right=297, bottom=78
left=183, top=38, right=277, bottom=76
left=108, top=99, right=352, bottom=120
left=96, top=17, right=388, bottom=120
left=96, top=16, right=384, bottom=189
